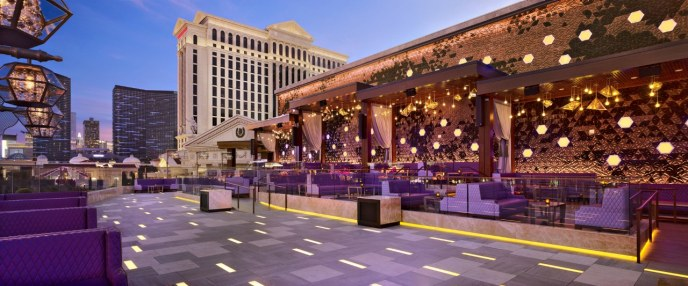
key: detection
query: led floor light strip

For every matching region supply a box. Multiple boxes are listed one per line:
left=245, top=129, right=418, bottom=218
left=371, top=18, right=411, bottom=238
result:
left=422, top=265, right=460, bottom=277
left=644, top=268, right=688, bottom=279
left=537, top=263, right=584, bottom=273
left=339, top=259, right=366, bottom=269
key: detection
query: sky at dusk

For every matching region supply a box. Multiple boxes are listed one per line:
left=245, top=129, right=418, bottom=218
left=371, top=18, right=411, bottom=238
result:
left=1, top=0, right=519, bottom=141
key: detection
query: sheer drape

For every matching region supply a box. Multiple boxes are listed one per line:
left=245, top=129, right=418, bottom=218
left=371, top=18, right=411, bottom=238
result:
left=371, top=104, right=392, bottom=161
left=493, top=102, right=512, bottom=173
left=258, top=132, right=276, bottom=153
left=302, top=112, right=322, bottom=151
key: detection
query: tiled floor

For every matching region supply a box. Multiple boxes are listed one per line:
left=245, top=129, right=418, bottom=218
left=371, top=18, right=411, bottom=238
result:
left=95, top=193, right=688, bottom=286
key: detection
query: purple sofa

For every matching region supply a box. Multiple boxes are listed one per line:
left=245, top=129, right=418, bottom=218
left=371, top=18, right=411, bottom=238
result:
left=270, top=173, right=307, bottom=194
left=440, top=182, right=528, bottom=219
left=382, top=180, right=434, bottom=209
left=225, top=177, right=251, bottom=195
left=0, top=227, right=127, bottom=285
left=0, top=197, right=87, bottom=212
left=134, top=178, right=178, bottom=193
left=307, top=173, right=353, bottom=197
left=0, top=191, right=87, bottom=201
left=0, top=207, right=97, bottom=237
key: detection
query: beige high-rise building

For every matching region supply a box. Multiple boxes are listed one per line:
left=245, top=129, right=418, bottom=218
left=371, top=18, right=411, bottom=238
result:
left=172, top=12, right=347, bottom=149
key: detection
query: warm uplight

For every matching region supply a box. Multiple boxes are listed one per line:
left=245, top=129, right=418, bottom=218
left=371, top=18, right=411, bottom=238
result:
left=470, top=143, right=479, bottom=151
left=523, top=53, right=534, bottom=64
left=606, top=155, right=622, bottom=166
left=419, top=128, right=426, bottom=136
left=124, top=260, right=137, bottom=270
left=411, top=147, right=417, bottom=154
left=542, top=35, right=555, bottom=45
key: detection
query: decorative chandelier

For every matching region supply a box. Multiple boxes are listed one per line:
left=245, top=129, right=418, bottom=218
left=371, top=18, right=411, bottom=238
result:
left=0, top=61, right=65, bottom=107
left=586, top=84, right=606, bottom=111
left=0, top=0, right=72, bottom=49
left=13, top=105, right=62, bottom=137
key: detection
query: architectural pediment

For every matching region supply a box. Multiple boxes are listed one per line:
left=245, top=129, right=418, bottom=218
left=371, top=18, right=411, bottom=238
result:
left=183, top=115, right=257, bottom=149
left=267, top=20, right=313, bottom=42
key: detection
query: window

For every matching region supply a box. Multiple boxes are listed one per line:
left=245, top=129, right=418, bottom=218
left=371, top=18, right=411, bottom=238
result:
left=235, top=35, right=240, bottom=46
left=250, top=39, right=255, bottom=50
left=264, top=43, right=268, bottom=53
left=297, top=49, right=301, bottom=60
left=273, top=43, right=276, bottom=54
left=279, top=44, right=283, bottom=56
left=291, top=47, right=295, bottom=59
left=243, top=37, right=247, bottom=48
left=193, top=35, right=197, bottom=45
left=220, top=31, right=225, bottom=42
left=257, top=41, right=262, bottom=52
left=212, top=29, right=217, bottom=41
left=228, top=33, right=232, bottom=44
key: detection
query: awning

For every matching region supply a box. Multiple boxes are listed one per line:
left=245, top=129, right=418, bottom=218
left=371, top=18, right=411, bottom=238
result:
left=356, top=61, right=506, bottom=102
left=288, top=82, right=372, bottom=110
left=245, top=114, right=290, bottom=130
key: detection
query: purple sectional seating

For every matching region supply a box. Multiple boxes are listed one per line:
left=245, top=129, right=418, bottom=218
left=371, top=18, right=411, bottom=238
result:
left=1, top=191, right=86, bottom=201
left=0, top=227, right=127, bottom=286
left=575, top=186, right=630, bottom=230
left=440, top=182, right=528, bottom=219
left=381, top=179, right=434, bottom=209
left=307, top=173, right=352, bottom=197
left=633, top=184, right=688, bottom=217
left=134, top=178, right=178, bottom=192
left=270, top=172, right=307, bottom=194
left=304, top=162, right=322, bottom=170
left=497, top=173, right=597, bottom=201
left=225, top=177, right=251, bottom=195
left=0, top=197, right=87, bottom=212
left=0, top=207, right=97, bottom=237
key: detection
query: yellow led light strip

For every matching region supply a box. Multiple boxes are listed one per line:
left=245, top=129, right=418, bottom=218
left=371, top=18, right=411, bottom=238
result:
left=131, top=246, right=142, bottom=253
left=175, top=196, right=199, bottom=203
left=422, top=265, right=460, bottom=276
left=645, top=268, right=688, bottom=279
left=260, top=202, right=357, bottom=223
left=537, top=263, right=584, bottom=273
left=401, top=222, right=637, bottom=262
left=339, top=259, right=366, bottom=269
left=462, top=252, right=496, bottom=261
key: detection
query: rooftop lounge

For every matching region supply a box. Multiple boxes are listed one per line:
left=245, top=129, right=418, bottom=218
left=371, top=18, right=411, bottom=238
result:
left=2, top=0, right=688, bottom=285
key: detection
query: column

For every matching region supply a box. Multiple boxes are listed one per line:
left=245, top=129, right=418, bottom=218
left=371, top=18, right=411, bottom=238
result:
left=360, top=102, right=372, bottom=169
left=478, top=96, right=494, bottom=176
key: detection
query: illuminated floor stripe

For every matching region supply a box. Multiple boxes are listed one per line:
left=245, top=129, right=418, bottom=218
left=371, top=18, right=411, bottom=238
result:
left=362, top=229, right=382, bottom=233
left=303, top=239, right=322, bottom=245
left=260, top=202, right=357, bottom=223
left=102, top=215, right=108, bottom=218
left=186, top=212, right=194, bottom=215
left=156, top=217, right=164, bottom=221
left=138, top=224, right=146, bottom=228
left=175, top=196, right=199, bottom=203
left=216, top=263, right=236, bottom=273
left=645, top=268, right=688, bottom=279
left=254, top=229, right=267, bottom=234
left=386, top=248, right=413, bottom=255
left=124, top=260, right=137, bottom=270
left=113, top=221, right=120, bottom=225
left=339, top=259, right=366, bottom=269
left=401, top=222, right=637, bottom=262
left=138, top=208, right=144, bottom=210
left=422, top=265, right=459, bottom=277
left=429, top=237, right=454, bottom=243
left=144, top=212, right=151, bottom=215
left=136, top=235, right=146, bottom=241
left=228, top=238, right=242, bottom=244
left=175, top=283, right=188, bottom=286
left=462, top=252, right=496, bottom=261
left=255, top=221, right=266, bottom=225
left=125, top=206, right=131, bottom=208
left=315, top=226, right=330, bottom=230
left=131, top=246, right=142, bottom=253
left=189, top=222, right=198, bottom=226
left=297, top=216, right=309, bottom=220
left=292, top=248, right=314, bottom=256
left=256, top=215, right=267, bottom=219
left=537, top=263, right=583, bottom=273
left=226, top=211, right=233, bottom=214
left=248, top=281, right=264, bottom=286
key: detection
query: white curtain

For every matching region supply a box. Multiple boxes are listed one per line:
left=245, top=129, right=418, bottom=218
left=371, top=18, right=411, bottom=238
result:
left=302, top=112, right=322, bottom=152
left=371, top=104, right=393, bottom=161
left=493, top=102, right=512, bottom=173
left=258, top=132, right=276, bottom=153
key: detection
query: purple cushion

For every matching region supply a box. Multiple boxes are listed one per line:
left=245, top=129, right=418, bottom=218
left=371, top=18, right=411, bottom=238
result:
left=0, top=197, right=87, bottom=212
left=0, top=207, right=97, bottom=237
left=2, top=191, right=86, bottom=201
left=0, top=227, right=126, bottom=286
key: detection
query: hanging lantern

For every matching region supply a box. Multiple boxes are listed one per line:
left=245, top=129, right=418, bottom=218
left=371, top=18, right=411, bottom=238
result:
left=0, top=62, right=66, bottom=107
left=13, top=105, right=62, bottom=137
left=0, top=0, right=73, bottom=49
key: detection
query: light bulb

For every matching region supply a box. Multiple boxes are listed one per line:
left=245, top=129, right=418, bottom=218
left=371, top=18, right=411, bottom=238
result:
left=576, top=96, right=580, bottom=100
left=541, top=111, right=546, bottom=117
left=655, top=102, right=660, bottom=108
left=504, top=99, right=508, bottom=104
left=649, top=83, right=654, bottom=89
left=614, top=97, right=619, bottom=102
left=451, top=104, right=455, bottom=108
left=604, top=100, right=610, bottom=106
left=649, top=91, right=655, bottom=97
left=579, top=106, right=584, bottom=111
left=537, top=97, right=541, bottom=102
left=569, top=97, right=573, bottom=102
left=509, top=114, right=513, bottom=119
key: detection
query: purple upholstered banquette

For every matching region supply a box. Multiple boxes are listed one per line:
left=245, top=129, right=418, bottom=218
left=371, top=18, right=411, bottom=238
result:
left=0, top=197, right=87, bottom=212
left=0, top=191, right=86, bottom=201
left=0, top=227, right=128, bottom=285
left=0, top=207, right=97, bottom=237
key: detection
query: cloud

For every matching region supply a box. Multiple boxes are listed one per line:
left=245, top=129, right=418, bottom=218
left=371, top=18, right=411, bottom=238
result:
left=127, top=0, right=167, bottom=20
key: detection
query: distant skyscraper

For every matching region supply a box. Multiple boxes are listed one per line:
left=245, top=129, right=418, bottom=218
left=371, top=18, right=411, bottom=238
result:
left=112, top=85, right=177, bottom=161
left=173, top=12, right=347, bottom=147
left=83, top=118, right=99, bottom=148
left=33, top=74, right=71, bottom=162
left=70, top=112, right=77, bottom=139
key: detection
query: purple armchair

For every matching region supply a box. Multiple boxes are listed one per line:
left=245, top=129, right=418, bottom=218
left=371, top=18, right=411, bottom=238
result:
left=1, top=191, right=87, bottom=201
left=440, top=182, right=528, bottom=219
left=575, top=186, right=630, bottom=230
left=307, top=173, right=351, bottom=197
left=0, top=227, right=127, bottom=285
left=0, top=197, right=87, bottom=212
left=0, top=207, right=97, bottom=237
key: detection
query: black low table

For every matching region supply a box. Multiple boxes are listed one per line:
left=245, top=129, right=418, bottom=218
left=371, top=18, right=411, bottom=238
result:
left=357, top=196, right=401, bottom=228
